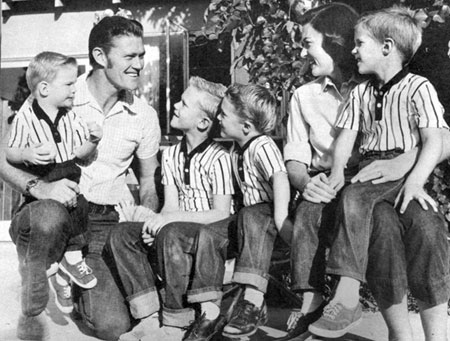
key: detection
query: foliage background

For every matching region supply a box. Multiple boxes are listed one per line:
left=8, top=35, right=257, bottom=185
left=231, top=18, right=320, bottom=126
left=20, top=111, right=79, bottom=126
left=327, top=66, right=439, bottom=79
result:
left=202, top=0, right=450, bottom=223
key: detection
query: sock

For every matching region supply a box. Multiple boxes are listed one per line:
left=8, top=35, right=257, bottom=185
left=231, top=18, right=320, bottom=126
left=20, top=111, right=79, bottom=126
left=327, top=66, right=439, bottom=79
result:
left=200, top=302, right=220, bottom=320
left=332, top=277, right=360, bottom=308
left=244, top=286, right=264, bottom=308
left=56, top=273, right=69, bottom=286
left=300, top=291, right=324, bottom=314
left=64, top=250, right=83, bottom=265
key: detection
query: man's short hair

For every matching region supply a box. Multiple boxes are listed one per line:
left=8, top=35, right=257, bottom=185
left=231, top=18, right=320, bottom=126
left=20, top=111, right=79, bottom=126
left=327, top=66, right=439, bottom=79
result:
left=26, top=51, right=77, bottom=94
left=189, top=76, right=226, bottom=120
left=225, top=84, right=277, bottom=135
left=88, top=15, right=143, bottom=68
left=356, top=6, right=422, bottom=64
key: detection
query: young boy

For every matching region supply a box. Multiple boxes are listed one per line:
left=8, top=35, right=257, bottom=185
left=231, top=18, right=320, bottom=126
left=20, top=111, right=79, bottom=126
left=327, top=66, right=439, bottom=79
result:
left=213, top=84, right=290, bottom=338
left=108, top=76, right=234, bottom=341
left=309, top=7, right=449, bottom=339
left=7, top=51, right=102, bottom=315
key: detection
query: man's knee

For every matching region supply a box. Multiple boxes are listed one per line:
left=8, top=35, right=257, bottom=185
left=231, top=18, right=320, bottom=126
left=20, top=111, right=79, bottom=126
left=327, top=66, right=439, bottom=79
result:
left=108, top=222, right=143, bottom=251
left=25, top=200, right=70, bottom=236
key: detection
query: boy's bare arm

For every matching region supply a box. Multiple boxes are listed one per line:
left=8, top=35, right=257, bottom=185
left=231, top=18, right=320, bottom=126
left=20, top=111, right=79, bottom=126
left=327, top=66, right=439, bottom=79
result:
left=272, top=171, right=290, bottom=231
left=328, top=128, right=358, bottom=191
left=396, top=128, right=443, bottom=213
left=74, top=122, right=103, bottom=160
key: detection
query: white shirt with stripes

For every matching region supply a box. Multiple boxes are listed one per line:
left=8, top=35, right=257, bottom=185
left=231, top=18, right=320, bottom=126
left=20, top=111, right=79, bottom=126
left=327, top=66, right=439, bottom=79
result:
left=72, top=73, right=161, bottom=205
left=231, top=135, right=287, bottom=207
left=161, top=137, right=234, bottom=212
left=337, top=71, right=448, bottom=154
left=8, top=99, right=89, bottom=163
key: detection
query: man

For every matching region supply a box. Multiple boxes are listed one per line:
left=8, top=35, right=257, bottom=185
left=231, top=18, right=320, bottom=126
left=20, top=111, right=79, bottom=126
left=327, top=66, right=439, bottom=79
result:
left=0, top=15, right=161, bottom=340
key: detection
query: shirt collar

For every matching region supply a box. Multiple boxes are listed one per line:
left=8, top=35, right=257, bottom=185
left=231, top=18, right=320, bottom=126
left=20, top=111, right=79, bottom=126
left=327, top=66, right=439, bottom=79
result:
left=320, top=75, right=362, bottom=96
left=32, top=99, right=67, bottom=143
left=235, top=134, right=264, bottom=155
left=180, top=136, right=213, bottom=158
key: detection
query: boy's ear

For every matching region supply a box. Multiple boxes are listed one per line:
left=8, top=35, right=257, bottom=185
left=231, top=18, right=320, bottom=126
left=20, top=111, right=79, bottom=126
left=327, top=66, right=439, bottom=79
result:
left=242, top=120, right=254, bottom=135
left=37, top=81, right=49, bottom=97
left=92, top=47, right=108, bottom=68
left=382, top=38, right=394, bottom=56
left=197, top=116, right=211, bottom=132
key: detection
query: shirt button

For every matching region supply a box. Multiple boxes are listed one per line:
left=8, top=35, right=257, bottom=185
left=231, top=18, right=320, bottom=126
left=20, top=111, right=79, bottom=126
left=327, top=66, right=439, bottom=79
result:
left=379, top=91, right=383, bottom=95
left=377, top=103, right=382, bottom=108
left=184, top=169, right=188, bottom=172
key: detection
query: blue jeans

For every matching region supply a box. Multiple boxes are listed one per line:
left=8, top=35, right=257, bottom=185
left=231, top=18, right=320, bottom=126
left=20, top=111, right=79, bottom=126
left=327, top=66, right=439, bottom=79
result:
left=73, top=208, right=131, bottom=340
left=155, top=219, right=234, bottom=327
left=107, top=222, right=160, bottom=321
left=368, top=201, right=450, bottom=307
left=9, top=198, right=88, bottom=317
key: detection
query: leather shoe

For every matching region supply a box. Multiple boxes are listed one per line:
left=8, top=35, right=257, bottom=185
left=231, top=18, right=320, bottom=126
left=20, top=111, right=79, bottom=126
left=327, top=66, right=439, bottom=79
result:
left=183, top=313, right=226, bottom=341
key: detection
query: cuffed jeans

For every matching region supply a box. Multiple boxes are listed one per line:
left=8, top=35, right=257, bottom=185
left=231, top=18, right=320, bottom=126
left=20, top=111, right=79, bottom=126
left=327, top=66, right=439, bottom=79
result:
left=108, top=223, right=160, bottom=321
left=368, top=200, right=450, bottom=307
left=73, top=208, right=131, bottom=340
left=9, top=197, right=89, bottom=317
left=155, top=218, right=234, bottom=328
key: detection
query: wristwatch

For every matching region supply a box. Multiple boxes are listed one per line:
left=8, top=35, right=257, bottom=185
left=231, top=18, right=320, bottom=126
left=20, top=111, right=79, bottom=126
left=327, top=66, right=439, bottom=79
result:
left=25, top=178, right=41, bottom=196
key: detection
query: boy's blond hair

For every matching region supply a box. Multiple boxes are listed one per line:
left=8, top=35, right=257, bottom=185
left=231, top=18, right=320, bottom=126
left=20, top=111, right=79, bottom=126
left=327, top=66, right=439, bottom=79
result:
left=26, top=51, right=77, bottom=94
left=224, top=84, right=277, bottom=135
left=356, top=6, right=422, bottom=64
left=189, top=76, right=227, bottom=120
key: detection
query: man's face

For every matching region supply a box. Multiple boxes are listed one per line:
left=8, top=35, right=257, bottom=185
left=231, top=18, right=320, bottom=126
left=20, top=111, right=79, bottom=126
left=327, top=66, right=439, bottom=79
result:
left=171, top=86, right=206, bottom=132
left=46, top=65, right=77, bottom=109
left=104, top=34, right=145, bottom=91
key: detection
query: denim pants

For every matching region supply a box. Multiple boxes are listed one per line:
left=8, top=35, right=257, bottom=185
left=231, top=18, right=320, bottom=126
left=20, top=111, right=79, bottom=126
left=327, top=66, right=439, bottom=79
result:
left=367, top=200, right=450, bottom=307
left=107, top=222, right=160, bottom=321
left=9, top=197, right=89, bottom=317
left=73, top=208, right=132, bottom=340
left=155, top=218, right=234, bottom=328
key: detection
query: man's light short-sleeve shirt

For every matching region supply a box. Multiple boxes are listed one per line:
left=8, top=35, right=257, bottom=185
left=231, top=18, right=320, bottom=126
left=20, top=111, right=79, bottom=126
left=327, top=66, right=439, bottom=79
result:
left=231, top=135, right=286, bottom=207
left=72, top=74, right=161, bottom=205
left=161, top=138, right=234, bottom=212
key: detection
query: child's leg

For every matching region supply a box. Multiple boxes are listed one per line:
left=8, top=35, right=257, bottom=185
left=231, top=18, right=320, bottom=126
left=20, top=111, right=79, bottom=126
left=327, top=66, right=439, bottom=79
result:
left=379, top=295, right=413, bottom=341
left=417, top=301, right=448, bottom=341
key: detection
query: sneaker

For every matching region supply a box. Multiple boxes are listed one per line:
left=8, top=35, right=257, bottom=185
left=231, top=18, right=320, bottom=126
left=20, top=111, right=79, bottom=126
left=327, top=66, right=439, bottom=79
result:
left=222, top=300, right=268, bottom=338
left=119, top=314, right=161, bottom=341
left=308, top=302, right=362, bottom=338
left=275, top=304, right=324, bottom=341
left=48, top=273, right=73, bottom=314
left=183, top=313, right=226, bottom=341
left=59, top=257, right=97, bottom=289
left=17, top=311, right=50, bottom=341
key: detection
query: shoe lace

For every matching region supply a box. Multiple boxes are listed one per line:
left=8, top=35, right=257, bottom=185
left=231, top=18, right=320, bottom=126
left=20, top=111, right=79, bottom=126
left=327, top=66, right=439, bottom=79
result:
left=62, top=285, right=71, bottom=299
left=77, top=261, right=93, bottom=276
left=288, top=310, right=303, bottom=329
left=322, top=303, right=342, bottom=321
left=232, top=301, right=254, bottom=324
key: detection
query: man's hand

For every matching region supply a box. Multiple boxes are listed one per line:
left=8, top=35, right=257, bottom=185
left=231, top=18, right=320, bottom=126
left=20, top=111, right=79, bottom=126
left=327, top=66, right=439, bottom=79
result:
left=87, top=122, right=103, bottom=144
left=327, top=171, right=345, bottom=192
left=395, top=181, right=438, bottom=214
left=141, top=213, right=170, bottom=245
left=23, top=143, right=56, bottom=165
left=302, top=173, right=337, bottom=203
left=29, top=179, right=79, bottom=208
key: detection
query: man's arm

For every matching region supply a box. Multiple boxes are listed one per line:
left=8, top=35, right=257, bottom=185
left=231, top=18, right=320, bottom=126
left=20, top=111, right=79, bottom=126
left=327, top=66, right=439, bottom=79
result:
left=137, top=154, right=160, bottom=212
left=0, top=134, right=78, bottom=206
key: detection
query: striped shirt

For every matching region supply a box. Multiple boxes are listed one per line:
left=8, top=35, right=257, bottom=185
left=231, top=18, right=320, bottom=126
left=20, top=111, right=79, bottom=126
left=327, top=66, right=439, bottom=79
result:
left=8, top=99, right=89, bottom=163
left=337, top=70, right=447, bottom=154
left=162, top=137, right=234, bottom=212
left=231, top=135, right=286, bottom=207
left=73, top=73, right=161, bottom=205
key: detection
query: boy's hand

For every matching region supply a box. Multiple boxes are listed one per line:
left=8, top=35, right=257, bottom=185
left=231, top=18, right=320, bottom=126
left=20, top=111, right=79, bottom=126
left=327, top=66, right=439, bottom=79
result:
left=395, top=182, right=438, bottom=214
left=87, top=122, right=103, bottom=144
left=302, top=173, right=336, bottom=203
left=141, top=213, right=169, bottom=245
left=327, top=171, right=345, bottom=192
left=23, top=143, right=56, bottom=165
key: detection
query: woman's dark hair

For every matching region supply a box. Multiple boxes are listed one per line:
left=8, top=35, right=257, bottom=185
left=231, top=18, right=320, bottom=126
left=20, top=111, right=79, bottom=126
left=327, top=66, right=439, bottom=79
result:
left=88, top=16, right=143, bottom=68
left=299, top=3, right=359, bottom=79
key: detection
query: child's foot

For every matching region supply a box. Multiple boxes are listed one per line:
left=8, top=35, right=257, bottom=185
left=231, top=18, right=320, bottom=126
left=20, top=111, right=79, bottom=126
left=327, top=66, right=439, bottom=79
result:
left=59, top=258, right=97, bottom=289
left=308, top=301, right=362, bottom=338
left=222, top=300, right=267, bottom=338
left=119, top=314, right=160, bottom=341
left=48, top=272, right=73, bottom=314
left=276, top=304, right=325, bottom=340
left=184, top=313, right=226, bottom=341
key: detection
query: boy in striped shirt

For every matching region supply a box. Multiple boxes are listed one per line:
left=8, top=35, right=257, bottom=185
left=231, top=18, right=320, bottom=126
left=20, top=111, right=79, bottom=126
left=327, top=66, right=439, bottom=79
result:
left=214, top=84, right=291, bottom=338
left=309, top=7, right=449, bottom=339
left=7, top=52, right=103, bottom=314
left=109, top=76, right=234, bottom=341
